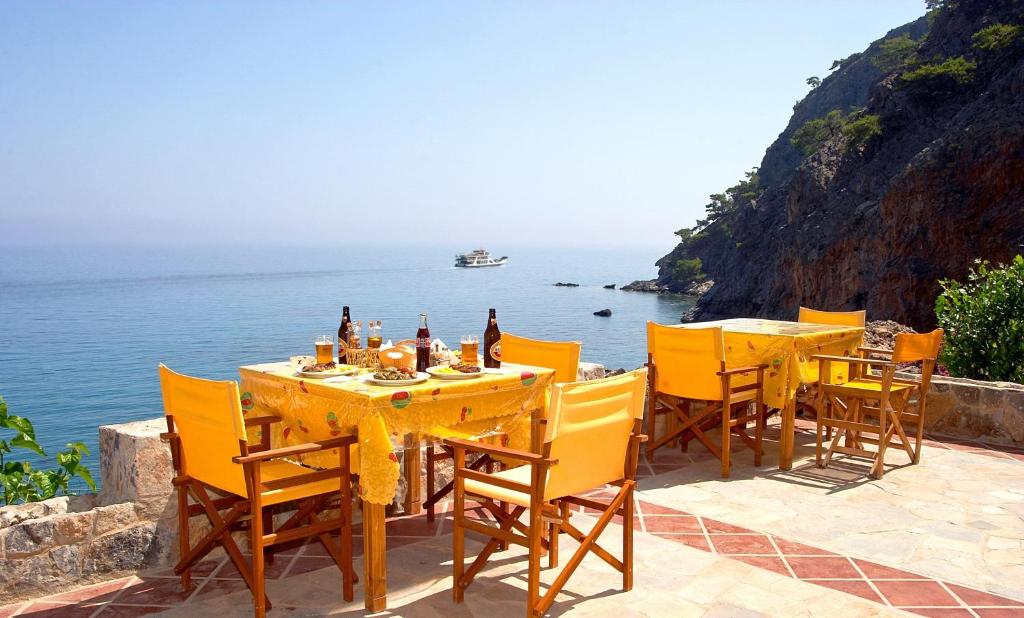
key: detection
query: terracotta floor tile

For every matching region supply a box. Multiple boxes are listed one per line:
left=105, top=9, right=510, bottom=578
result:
left=638, top=501, right=687, bottom=515
left=973, top=609, right=1024, bottom=617
left=731, top=555, right=792, bottom=577
left=97, top=605, right=168, bottom=617
left=654, top=533, right=711, bottom=552
left=905, top=608, right=976, bottom=617
left=114, top=577, right=196, bottom=606
left=946, top=583, right=1024, bottom=607
left=702, top=519, right=753, bottom=534
left=772, top=537, right=836, bottom=556
left=852, top=558, right=928, bottom=580
left=786, top=556, right=861, bottom=579
left=0, top=603, right=26, bottom=618
left=709, top=534, right=777, bottom=555
left=873, top=580, right=960, bottom=607
left=806, top=579, right=883, bottom=603
left=191, top=578, right=249, bottom=601
left=46, top=578, right=130, bottom=604
left=19, top=601, right=99, bottom=617
left=641, top=515, right=704, bottom=533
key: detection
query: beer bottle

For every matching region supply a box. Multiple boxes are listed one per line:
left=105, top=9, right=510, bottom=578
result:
left=484, top=308, right=501, bottom=368
left=338, top=306, right=351, bottom=363
left=416, top=313, right=431, bottom=373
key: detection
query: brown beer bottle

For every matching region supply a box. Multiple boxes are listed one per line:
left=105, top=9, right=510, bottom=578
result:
left=338, top=306, right=351, bottom=363
left=484, top=308, right=501, bottom=368
left=416, top=313, right=431, bottom=373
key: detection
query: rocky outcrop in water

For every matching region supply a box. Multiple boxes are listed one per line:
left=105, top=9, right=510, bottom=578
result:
left=656, top=1, right=1024, bottom=330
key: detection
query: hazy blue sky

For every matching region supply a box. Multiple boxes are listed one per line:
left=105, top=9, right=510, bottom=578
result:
left=1, top=1, right=925, bottom=249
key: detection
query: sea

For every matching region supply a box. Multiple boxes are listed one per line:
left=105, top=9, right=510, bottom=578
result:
left=0, top=245, right=690, bottom=490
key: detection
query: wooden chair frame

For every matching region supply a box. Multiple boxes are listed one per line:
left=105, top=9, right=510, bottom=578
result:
left=424, top=444, right=496, bottom=522
left=446, top=416, right=646, bottom=618
left=162, top=414, right=358, bottom=617
left=813, top=349, right=935, bottom=479
left=645, top=356, right=767, bottom=477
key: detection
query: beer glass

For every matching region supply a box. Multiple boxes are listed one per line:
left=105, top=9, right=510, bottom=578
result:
left=460, top=335, right=479, bottom=366
left=315, top=334, right=335, bottom=364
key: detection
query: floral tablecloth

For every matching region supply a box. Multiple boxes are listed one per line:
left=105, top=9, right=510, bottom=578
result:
left=238, top=363, right=554, bottom=506
left=677, top=318, right=865, bottom=408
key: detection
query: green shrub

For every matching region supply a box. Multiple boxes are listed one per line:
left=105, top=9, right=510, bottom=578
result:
left=972, top=23, right=1021, bottom=51
left=872, top=33, right=921, bottom=73
left=0, top=395, right=95, bottom=505
left=935, top=256, right=1024, bottom=383
left=791, top=109, right=881, bottom=156
left=901, top=56, right=976, bottom=85
left=842, top=114, right=882, bottom=150
left=671, top=258, right=705, bottom=286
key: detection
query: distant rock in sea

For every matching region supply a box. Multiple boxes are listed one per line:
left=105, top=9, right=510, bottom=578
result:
left=593, top=308, right=612, bottom=317
left=604, top=284, right=616, bottom=289
left=553, top=282, right=580, bottom=287
left=621, top=279, right=667, bottom=293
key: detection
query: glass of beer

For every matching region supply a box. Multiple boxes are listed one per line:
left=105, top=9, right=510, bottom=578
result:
left=460, top=335, right=479, bottom=366
left=315, top=334, right=335, bottom=364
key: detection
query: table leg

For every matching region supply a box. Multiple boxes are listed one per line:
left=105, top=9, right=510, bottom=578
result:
left=362, top=502, right=387, bottom=612
left=779, top=399, right=796, bottom=470
left=403, top=434, right=422, bottom=516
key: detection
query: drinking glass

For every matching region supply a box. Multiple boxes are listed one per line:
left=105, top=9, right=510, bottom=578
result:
left=315, top=334, right=335, bottom=364
left=460, top=335, right=479, bottom=366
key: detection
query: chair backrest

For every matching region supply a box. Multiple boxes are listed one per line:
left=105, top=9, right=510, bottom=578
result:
left=647, top=322, right=725, bottom=401
left=893, top=329, right=944, bottom=363
left=542, top=369, right=647, bottom=501
left=798, top=306, right=866, bottom=327
left=159, top=364, right=248, bottom=496
left=500, top=333, right=581, bottom=384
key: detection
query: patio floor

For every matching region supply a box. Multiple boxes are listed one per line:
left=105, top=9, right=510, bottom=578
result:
left=2, top=420, right=1022, bottom=617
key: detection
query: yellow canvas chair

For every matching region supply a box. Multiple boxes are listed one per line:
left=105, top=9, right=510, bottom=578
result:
left=813, top=329, right=943, bottom=478
left=159, top=365, right=357, bottom=617
left=446, top=369, right=647, bottom=618
left=424, top=334, right=581, bottom=521
left=796, top=306, right=867, bottom=425
left=646, top=322, right=767, bottom=477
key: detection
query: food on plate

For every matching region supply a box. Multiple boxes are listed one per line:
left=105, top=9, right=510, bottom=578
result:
left=302, top=361, right=337, bottom=372
left=372, top=367, right=418, bottom=381
left=445, top=363, right=482, bottom=374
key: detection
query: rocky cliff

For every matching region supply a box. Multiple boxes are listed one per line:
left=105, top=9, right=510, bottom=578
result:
left=657, top=0, right=1024, bottom=330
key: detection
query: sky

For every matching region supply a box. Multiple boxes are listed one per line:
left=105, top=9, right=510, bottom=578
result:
left=0, top=1, right=926, bottom=250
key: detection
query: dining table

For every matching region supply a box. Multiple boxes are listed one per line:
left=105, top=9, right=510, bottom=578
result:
left=237, top=361, right=555, bottom=612
left=675, top=318, right=865, bottom=470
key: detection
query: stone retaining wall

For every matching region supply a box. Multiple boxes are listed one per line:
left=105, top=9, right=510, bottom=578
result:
left=922, top=374, right=1024, bottom=445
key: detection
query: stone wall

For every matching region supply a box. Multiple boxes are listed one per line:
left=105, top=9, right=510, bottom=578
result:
left=0, top=419, right=175, bottom=603
left=921, top=375, right=1024, bottom=445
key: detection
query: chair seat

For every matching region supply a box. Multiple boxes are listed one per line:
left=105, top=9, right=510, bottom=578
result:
left=261, top=460, right=344, bottom=506
left=464, top=465, right=546, bottom=508
left=830, top=379, right=914, bottom=395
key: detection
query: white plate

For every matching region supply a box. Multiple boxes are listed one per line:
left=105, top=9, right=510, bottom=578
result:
left=296, top=365, right=359, bottom=379
left=426, top=365, right=484, bottom=380
left=361, top=372, right=430, bottom=387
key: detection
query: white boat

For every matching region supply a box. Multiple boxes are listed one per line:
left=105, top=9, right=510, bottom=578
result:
left=454, top=249, right=508, bottom=268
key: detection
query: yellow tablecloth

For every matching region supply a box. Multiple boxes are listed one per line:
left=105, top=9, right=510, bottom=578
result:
left=677, top=318, right=865, bottom=408
left=238, top=363, right=554, bottom=506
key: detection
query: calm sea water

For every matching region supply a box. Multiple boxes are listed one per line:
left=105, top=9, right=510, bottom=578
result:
left=0, top=245, right=688, bottom=489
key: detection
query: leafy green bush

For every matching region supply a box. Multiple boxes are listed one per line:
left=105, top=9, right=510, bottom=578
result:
left=972, top=23, right=1021, bottom=51
left=0, top=395, right=95, bottom=505
left=935, top=256, right=1024, bottom=383
left=872, top=33, right=921, bottom=73
left=671, top=258, right=705, bottom=287
left=901, top=56, right=976, bottom=85
left=791, top=109, right=881, bottom=156
left=842, top=114, right=882, bottom=149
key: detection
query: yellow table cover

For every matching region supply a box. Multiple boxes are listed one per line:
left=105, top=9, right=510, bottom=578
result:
left=677, top=318, right=864, bottom=408
left=238, top=363, right=554, bottom=506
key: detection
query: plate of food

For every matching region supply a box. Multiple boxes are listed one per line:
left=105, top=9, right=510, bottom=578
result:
left=426, top=364, right=483, bottom=380
left=362, top=367, right=430, bottom=386
left=296, top=362, right=359, bottom=379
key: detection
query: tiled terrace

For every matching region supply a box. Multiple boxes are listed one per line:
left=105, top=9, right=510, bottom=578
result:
left=3, top=420, right=1022, bottom=617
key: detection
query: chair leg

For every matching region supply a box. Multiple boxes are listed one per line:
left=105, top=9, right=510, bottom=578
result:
left=251, top=502, right=266, bottom=618
left=720, top=406, right=732, bottom=479
left=872, top=400, right=888, bottom=480
left=623, top=486, right=633, bottom=591
left=176, top=483, right=191, bottom=592
left=815, top=404, right=824, bottom=468
left=425, top=445, right=436, bottom=522
left=527, top=506, right=543, bottom=618
left=262, top=509, right=275, bottom=565
left=340, top=476, right=354, bottom=602
left=753, top=402, right=764, bottom=467
left=453, top=451, right=466, bottom=604
left=914, top=399, right=926, bottom=465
